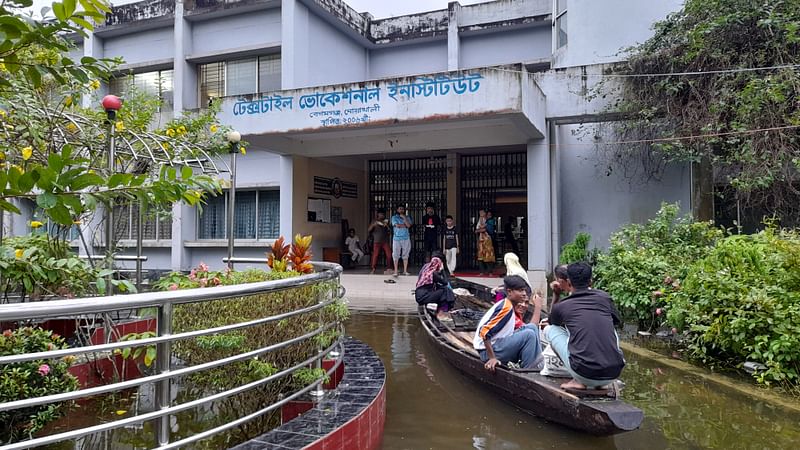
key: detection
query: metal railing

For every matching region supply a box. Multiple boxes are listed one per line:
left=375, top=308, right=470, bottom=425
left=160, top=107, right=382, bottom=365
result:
left=0, top=262, right=346, bottom=450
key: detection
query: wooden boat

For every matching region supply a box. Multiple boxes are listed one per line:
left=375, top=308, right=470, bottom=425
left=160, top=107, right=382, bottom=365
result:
left=419, top=280, right=644, bottom=436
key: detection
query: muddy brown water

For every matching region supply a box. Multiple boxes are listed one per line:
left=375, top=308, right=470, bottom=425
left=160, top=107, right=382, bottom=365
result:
left=347, top=313, right=800, bottom=450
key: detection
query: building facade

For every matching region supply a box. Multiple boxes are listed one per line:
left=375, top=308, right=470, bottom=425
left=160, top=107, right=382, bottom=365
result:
left=9, top=0, right=690, bottom=287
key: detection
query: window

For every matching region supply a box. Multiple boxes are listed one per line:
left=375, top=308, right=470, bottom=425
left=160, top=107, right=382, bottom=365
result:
left=113, top=205, right=172, bottom=241
left=555, top=0, right=567, bottom=48
left=109, top=69, right=174, bottom=111
left=198, top=55, right=282, bottom=106
left=198, top=190, right=280, bottom=240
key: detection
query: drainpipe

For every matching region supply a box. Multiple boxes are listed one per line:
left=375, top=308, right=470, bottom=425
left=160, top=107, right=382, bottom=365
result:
left=226, top=131, right=241, bottom=270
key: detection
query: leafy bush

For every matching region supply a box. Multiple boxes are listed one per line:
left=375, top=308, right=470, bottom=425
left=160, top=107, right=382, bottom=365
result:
left=154, top=265, right=348, bottom=447
left=667, top=228, right=800, bottom=386
left=0, top=235, right=99, bottom=300
left=559, top=232, right=600, bottom=265
left=595, top=203, right=724, bottom=327
left=0, top=327, right=78, bottom=444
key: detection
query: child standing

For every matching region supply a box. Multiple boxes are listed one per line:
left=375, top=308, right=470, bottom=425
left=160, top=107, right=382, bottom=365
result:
left=345, top=228, right=364, bottom=263
left=442, top=215, right=459, bottom=273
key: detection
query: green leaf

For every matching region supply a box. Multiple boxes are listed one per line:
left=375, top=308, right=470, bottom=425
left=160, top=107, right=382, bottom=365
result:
left=26, top=66, right=42, bottom=88
left=95, top=277, right=106, bottom=294
left=108, top=173, right=131, bottom=189
left=181, top=166, right=193, bottom=180
left=48, top=203, right=73, bottom=225
left=60, top=194, right=83, bottom=214
left=144, top=347, right=156, bottom=367
left=70, top=173, right=104, bottom=191
left=48, top=153, right=64, bottom=173
left=0, top=199, right=21, bottom=214
left=63, top=0, right=77, bottom=17
left=36, top=192, right=57, bottom=209
left=52, top=2, right=67, bottom=21
left=18, top=171, right=38, bottom=192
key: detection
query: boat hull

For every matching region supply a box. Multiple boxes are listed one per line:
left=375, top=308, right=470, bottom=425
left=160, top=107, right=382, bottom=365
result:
left=418, top=309, right=644, bottom=436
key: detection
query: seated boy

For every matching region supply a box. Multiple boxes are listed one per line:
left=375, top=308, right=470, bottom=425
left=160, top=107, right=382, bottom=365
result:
left=345, top=228, right=364, bottom=262
left=544, top=262, right=625, bottom=390
left=473, top=275, right=543, bottom=372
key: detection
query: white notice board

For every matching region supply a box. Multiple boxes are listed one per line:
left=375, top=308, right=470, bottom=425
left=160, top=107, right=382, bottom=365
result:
left=307, top=197, right=331, bottom=223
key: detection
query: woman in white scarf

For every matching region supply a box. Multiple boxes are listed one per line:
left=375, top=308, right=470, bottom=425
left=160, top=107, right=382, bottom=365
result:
left=504, top=252, right=531, bottom=291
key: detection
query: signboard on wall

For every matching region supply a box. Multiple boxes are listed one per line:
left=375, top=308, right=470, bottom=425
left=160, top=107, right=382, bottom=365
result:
left=218, top=68, right=539, bottom=136
left=313, top=176, right=357, bottom=199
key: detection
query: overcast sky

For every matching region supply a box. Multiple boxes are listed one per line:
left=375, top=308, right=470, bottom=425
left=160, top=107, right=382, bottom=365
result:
left=28, top=0, right=491, bottom=19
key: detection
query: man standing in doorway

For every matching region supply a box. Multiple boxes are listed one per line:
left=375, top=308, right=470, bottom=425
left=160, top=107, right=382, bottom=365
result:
left=368, top=209, right=392, bottom=274
left=391, top=204, right=413, bottom=277
left=423, top=202, right=442, bottom=261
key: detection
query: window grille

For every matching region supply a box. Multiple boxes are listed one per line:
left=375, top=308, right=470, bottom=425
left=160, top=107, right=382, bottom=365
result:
left=198, top=190, right=280, bottom=240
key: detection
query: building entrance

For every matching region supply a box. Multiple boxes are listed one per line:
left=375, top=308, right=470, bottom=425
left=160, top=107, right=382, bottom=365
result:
left=368, top=157, right=448, bottom=268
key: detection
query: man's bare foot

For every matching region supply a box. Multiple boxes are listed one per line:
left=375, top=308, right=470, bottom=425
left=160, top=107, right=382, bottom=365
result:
left=560, top=379, right=587, bottom=390
left=436, top=312, right=449, bottom=321
left=370, top=269, right=375, bottom=274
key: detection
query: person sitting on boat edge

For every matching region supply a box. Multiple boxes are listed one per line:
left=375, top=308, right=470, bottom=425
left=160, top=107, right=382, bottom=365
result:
left=473, top=275, right=543, bottom=372
left=414, top=254, right=454, bottom=320
left=544, top=262, right=625, bottom=390
left=492, top=253, right=532, bottom=303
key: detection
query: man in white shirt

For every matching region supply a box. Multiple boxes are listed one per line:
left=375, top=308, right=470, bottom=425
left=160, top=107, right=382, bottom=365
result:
left=345, top=228, right=364, bottom=262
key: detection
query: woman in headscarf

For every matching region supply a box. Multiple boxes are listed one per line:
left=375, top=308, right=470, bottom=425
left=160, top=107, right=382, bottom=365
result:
left=475, top=209, right=495, bottom=275
left=414, top=254, right=455, bottom=320
left=504, top=252, right=531, bottom=292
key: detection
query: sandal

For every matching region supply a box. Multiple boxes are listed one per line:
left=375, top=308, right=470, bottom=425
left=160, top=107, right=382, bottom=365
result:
left=384, top=279, right=397, bottom=284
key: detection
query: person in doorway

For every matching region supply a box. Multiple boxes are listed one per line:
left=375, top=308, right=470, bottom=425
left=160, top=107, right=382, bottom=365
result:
left=422, top=202, right=442, bottom=261
left=486, top=210, right=499, bottom=257
left=544, top=262, right=625, bottom=390
left=391, top=204, right=413, bottom=276
left=414, top=255, right=455, bottom=320
left=504, top=216, right=519, bottom=254
left=345, top=228, right=364, bottom=263
left=442, top=215, right=459, bottom=274
left=368, top=209, right=392, bottom=274
left=473, top=275, right=543, bottom=371
left=475, top=209, right=495, bottom=276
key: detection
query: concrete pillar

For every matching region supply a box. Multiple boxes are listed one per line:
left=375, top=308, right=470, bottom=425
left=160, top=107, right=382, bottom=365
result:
left=173, top=0, right=196, bottom=111
left=527, top=138, right=552, bottom=294
left=82, top=33, right=103, bottom=108
left=549, top=121, right=560, bottom=267
left=447, top=2, right=461, bottom=71
left=279, top=155, right=294, bottom=239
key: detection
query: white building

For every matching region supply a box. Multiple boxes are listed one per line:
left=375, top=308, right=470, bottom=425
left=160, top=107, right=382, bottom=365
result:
left=11, top=0, right=691, bottom=287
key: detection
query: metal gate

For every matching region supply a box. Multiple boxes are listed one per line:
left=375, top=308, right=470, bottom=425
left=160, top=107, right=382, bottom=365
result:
left=460, top=152, right=527, bottom=269
left=369, top=157, right=448, bottom=267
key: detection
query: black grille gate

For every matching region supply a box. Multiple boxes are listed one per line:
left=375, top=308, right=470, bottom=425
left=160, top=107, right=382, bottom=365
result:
left=460, top=152, right=527, bottom=269
left=368, top=157, right=448, bottom=268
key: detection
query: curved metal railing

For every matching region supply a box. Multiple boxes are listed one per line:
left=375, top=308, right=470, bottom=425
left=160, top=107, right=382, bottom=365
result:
left=0, top=262, right=346, bottom=450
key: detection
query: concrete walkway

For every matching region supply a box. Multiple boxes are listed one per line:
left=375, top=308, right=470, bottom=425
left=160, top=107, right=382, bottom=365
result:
left=340, top=272, right=498, bottom=313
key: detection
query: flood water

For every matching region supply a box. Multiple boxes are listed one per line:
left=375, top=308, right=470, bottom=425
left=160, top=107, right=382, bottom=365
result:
left=346, top=313, right=800, bottom=450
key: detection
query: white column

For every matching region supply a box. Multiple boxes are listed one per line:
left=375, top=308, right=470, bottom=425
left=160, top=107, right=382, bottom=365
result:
left=527, top=138, right=552, bottom=294
left=447, top=2, right=461, bottom=71
left=279, top=155, right=294, bottom=239
left=549, top=121, right=560, bottom=268
left=281, top=0, right=297, bottom=89
left=173, top=0, right=195, bottom=112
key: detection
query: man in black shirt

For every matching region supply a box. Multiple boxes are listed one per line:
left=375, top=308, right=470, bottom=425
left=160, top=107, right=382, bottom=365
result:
left=422, top=202, right=442, bottom=261
left=544, top=262, right=625, bottom=390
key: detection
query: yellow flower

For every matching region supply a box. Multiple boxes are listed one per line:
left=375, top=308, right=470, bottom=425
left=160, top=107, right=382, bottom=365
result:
left=21, top=146, right=32, bottom=161
left=166, top=128, right=175, bottom=137
left=64, top=96, right=73, bottom=107
left=29, top=221, right=43, bottom=229
left=89, top=80, right=100, bottom=90
left=177, top=125, right=187, bottom=135
left=72, top=220, right=82, bottom=225
left=115, top=410, right=127, bottom=416
left=0, top=109, right=6, bottom=117
left=0, top=151, right=5, bottom=160
left=115, top=121, right=125, bottom=132
left=209, top=124, right=218, bottom=133
left=0, top=63, right=6, bottom=72
left=161, top=142, right=170, bottom=150
left=14, top=249, right=23, bottom=259
left=88, top=169, right=95, bottom=174
left=65, top=123, right=78, bottom=134
left=240, top=147, right=246, bottom=156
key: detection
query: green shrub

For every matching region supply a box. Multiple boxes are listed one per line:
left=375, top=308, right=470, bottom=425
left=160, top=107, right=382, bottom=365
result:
left=559, top=232, right=600, bottom=265
left=155, top=266, right=348, bottom=447
left=0, top=327, right=78, bottom=444
left=595, top=203, right=723, bottom=327
left=0, top=235, right=100, bottom=300
left=667, top=228, right=800, bottom=386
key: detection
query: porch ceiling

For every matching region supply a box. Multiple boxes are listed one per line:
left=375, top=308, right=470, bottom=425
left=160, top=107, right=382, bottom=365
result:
left=245, top=113, right=539, bottom=157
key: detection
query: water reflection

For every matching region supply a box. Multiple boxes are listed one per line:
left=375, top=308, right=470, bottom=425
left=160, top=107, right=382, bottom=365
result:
left=346, top=314, right=800, bottom=450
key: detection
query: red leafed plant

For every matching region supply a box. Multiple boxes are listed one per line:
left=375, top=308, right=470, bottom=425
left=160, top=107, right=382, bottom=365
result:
left=289, top=234, right=314, bottom=274
left=267, top=236, right=290, bottom=272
